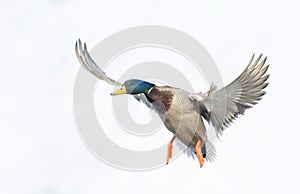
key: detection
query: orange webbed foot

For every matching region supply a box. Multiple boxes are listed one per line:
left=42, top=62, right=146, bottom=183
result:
left=166, top=136, right=176, bottom=164
left=196, top=140, right=205, bottom=168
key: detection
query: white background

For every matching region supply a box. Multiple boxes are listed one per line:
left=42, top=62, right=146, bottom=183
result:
left=1, top=0, right=299, bottom=194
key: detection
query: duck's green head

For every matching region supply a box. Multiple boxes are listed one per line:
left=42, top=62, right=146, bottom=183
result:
left=111, top=79, right=155, bottom=95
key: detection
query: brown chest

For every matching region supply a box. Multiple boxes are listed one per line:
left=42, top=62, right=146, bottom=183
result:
left=146, top=86, right=174, bottom=113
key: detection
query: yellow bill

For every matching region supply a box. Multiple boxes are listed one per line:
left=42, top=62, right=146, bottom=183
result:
left=111, top=85, right=127, bottom=95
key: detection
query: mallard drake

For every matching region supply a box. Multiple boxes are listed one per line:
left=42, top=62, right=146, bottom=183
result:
left=75, top=39, right=269, bottom=168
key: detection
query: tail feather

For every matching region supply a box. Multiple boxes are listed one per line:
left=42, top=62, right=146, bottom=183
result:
left=204, top=141, right=217, bottom=162
left=175, top=139, right=217, bottom=162
left=174, top=139, right=196, bottom=159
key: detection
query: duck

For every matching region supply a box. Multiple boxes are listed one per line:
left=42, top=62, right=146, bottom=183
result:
left=75, top=39, right=269, bottom=168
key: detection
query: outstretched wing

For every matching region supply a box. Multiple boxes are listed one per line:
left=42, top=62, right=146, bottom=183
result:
left=75, top=39, right=121, bottom=86
left=190, top=54, right=270, bottom=137
left=75, top=39, right=155, bottom=110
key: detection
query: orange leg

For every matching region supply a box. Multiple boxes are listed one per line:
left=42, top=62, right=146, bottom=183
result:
left=166, top=136, right=176, bottom=164
left=196, top=140, right=205, bottom=168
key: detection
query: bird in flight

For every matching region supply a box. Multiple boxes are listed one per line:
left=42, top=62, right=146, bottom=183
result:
left=75, top=39, right=269, bottom=168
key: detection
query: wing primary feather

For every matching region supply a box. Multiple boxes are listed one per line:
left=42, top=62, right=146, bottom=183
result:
left=75, top=39, right=155, bottom=111
left=191, top=54, right=270, bottom=137
left=75, top=39, right=121, bottom=86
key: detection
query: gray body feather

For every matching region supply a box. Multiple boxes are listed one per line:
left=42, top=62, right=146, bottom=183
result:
left=146, top=86, right=217, bottom=161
